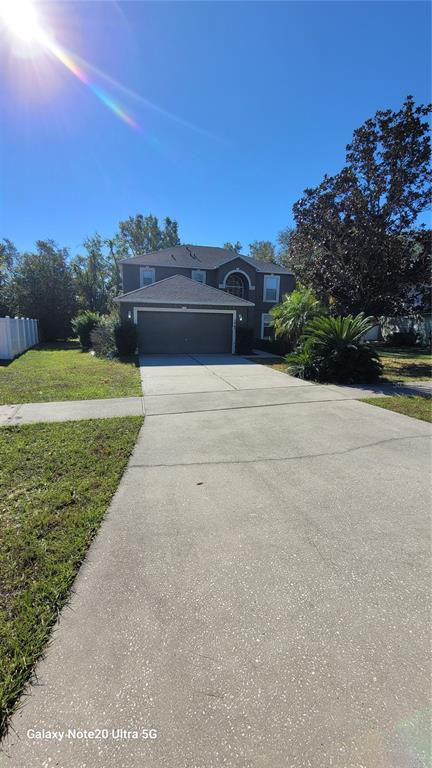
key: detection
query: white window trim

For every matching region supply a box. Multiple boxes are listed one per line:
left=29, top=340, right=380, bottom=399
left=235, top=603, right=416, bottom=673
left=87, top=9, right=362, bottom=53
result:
left=220, top=269, right=254, bottom=290
left=261, top=312, right=272, bottom=340
left=263, top=274, right=280, bottom=303
left=191, top=269, right=206, bottom=284
left=139, top=267, right=155, bottom=287
left=133, top=307, right=237, bottom=354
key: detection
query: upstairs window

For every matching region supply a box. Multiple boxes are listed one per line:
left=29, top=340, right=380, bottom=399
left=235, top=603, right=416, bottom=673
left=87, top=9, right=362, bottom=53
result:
left=263, top=275, right=280, bottom=303
left=192, top=270, right=206, bottom=284
left=225, top=273, right=246, bottom=298
left=140, top=267, right=155, bottom=287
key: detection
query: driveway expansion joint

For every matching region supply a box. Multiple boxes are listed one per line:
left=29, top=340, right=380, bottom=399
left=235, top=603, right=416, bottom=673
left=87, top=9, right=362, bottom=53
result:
left=129, top=432, right=430, bottom=470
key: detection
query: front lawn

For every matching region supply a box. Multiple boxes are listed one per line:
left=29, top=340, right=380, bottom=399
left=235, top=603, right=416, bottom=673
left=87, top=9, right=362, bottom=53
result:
left=0, top=342, right=142, bottom=404
left=362, top=395, right=432, bottom=423
left=0, top=416, right=143, bottom=738
left=377, top=347, right=431, bottom=382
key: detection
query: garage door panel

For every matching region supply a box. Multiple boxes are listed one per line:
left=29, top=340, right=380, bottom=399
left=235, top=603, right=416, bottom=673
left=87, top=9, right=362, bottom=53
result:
left=138, top=311, right=233, bottom=354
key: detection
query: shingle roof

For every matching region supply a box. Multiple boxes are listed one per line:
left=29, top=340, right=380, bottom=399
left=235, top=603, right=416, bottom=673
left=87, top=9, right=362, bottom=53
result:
left=114, top=275, right=255, bottom=306
left=120, top=244, right=292, bottom=275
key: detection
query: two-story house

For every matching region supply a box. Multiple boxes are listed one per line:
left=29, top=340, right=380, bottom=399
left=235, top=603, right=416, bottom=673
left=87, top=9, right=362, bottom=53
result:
left=115, top=245, right=295, bottom=354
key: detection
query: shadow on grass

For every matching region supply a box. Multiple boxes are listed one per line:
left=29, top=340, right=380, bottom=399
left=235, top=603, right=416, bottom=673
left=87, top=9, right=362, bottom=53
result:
left=377, top=346, right=431, bottom=358
left=35, top=341, right=81, bottom=351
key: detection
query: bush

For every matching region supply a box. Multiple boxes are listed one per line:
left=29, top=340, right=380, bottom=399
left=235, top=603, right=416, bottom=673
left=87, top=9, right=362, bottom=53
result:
left=236, top=327, right=254, bottom=354
left=90, top=317, right=116, bottom=358
left=385, top=330, right=419, bottom=347
left=286, top=313, right=383, bottom=384
left=72, top=311, right=101, bottom=350
left=114, top=321, right=137, bottom=356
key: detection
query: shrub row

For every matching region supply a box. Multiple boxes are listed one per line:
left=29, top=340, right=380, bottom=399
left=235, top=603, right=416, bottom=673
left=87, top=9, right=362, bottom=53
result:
left=72, top=312, right=137, bottom=358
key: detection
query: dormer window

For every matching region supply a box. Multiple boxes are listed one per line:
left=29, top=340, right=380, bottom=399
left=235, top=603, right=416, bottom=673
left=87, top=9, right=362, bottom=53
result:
left=263, top=274, right=280, bottom=303
left=140, top=267, right=155, bottom=287
left=192, top=269, right=206, bottom=284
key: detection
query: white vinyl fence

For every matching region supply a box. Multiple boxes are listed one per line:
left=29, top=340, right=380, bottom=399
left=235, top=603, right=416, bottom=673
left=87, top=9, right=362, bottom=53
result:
left=0, top=316, right=39, bottom=361
left=360, top=315, right=432, bottom=345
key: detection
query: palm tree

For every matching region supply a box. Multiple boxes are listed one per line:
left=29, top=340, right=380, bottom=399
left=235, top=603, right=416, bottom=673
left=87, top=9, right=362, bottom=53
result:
left=271, top=284, right=324, bottom=346
left=302, top=313, right=375, bottom=351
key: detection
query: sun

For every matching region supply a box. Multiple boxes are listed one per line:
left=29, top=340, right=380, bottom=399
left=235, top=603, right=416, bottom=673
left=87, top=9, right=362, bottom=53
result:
left=0, top=0, right=46, bottom=44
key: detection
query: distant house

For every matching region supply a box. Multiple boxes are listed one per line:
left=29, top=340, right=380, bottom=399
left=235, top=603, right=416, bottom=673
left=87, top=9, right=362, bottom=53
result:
left=115, top=245, right=295, bottom=354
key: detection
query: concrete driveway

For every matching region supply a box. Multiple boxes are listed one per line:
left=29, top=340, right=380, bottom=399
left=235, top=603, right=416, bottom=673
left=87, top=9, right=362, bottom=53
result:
left=2, top=356, right=431, bottom=768
left=138, top=353, right=316, bottom=395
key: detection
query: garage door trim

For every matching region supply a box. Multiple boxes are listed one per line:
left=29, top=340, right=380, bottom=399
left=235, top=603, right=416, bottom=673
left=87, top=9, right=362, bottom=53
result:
left=134, top=307, right=236, bottom=354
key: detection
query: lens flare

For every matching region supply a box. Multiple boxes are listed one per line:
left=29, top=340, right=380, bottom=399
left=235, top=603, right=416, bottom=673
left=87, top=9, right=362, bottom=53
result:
left=0, top=0, right=140, bottom=130
left=44, top=38, right=140, bottom=131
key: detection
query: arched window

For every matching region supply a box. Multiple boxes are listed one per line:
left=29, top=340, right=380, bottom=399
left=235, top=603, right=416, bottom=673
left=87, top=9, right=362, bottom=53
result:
left=225, top=273, right=246, bottom=298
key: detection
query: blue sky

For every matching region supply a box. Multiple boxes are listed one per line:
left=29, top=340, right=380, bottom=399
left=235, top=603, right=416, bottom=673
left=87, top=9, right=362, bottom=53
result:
left=1, top=1, right=430, bottom=254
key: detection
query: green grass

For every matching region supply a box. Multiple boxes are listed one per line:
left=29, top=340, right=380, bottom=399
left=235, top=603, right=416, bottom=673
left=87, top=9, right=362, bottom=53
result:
left=255, top=347, right=432, bottom=384
left=376, top=347, right=431, bottom=382
left=362, top=395, right=432, bottom=423
left=252, top=360, right=288, bottom=373
left=0, top=416, right=143, bottom=738
left=0, top=342, right=142, bottom=405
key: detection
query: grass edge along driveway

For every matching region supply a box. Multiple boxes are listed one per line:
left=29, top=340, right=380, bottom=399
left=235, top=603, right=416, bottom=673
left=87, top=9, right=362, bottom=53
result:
left=362, top=395, right=432, bottom=423
left=0, top=416, right=143, bottom=739
left=0, top=343, right=142, bottom=405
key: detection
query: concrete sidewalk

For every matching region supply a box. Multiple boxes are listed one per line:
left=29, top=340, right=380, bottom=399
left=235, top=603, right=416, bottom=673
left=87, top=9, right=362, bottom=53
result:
left=2, top=357, right=431, bottom=768
left=0, top=396, right=144, bottom=426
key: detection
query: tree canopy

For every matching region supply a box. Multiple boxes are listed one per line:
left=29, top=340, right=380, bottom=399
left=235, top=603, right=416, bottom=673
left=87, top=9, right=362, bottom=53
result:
left=118, top=214, right=180, bottom=257
left=9, top=241, right=76, bottom=341
left=249, top=240, right=276, bottom=263
left=289, top=96, right=432, bottom=315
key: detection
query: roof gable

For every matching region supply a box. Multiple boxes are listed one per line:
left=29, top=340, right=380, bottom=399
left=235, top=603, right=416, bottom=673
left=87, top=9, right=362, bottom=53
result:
left=115, top=274, right=255, bottom=306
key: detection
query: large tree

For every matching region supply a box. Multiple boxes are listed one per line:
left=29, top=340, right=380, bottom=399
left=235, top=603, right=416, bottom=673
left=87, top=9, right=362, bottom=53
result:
left=289, top=97, right=432, bottom=315
left=277, top=227, right=295, bottom=268
left=223, top=241, right=243, bottom=254
left=249, top=240, right=276, bottom=263
left=9, top=240, right=76, bottom=340
left=0, top=238, right=17, bottom=315
left=118, top=214, right=180, bottom=257
left=72, top=234, right=110, bottom=313
left=105, top=234, right=128, bottom=301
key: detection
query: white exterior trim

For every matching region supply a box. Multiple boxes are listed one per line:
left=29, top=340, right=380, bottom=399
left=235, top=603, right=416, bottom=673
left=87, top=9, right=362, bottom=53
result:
left=263, top=274, right=280, bottom=303
left=261, top=312, right=272, bottom=340
left=191, top=269, right=206, bottom=284
left=220, top=269, right=254, bottom=289
left=139, top=267, right=155, bottom=287
left=125, top=299, right=253, bottom=306
left=133, top=307, right=237, bottom=354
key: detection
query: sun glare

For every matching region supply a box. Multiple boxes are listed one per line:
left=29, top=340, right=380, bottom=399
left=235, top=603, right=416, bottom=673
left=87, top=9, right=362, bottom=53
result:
left=0, top=0, right=45, bottom=44
left=1, top=0, right=140, bottom=130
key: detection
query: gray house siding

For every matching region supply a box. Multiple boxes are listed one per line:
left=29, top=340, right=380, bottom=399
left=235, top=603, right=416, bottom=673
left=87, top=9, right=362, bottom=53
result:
left=122, top=265, right=193, bottom=293
left=253, top=272, right=295, bottom=338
